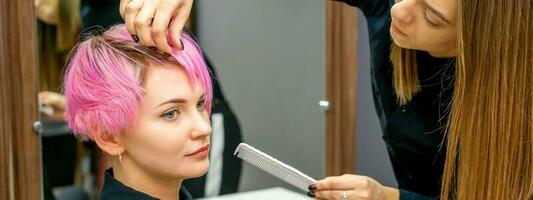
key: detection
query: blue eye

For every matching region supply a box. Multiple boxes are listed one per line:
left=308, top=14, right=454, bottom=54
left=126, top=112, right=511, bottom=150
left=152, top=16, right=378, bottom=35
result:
left=197, top=99, right=206, bottom=111
left=161, top=109, right=180, bottom=120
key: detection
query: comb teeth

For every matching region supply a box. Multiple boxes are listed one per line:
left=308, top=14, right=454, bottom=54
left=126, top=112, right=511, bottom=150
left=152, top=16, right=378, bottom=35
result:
left=234, top=143, right=316, bottom=191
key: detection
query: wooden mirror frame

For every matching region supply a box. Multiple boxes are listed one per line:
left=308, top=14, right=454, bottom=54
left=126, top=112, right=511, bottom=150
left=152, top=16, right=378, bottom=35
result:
left=325, top=1, right=358, bottom=176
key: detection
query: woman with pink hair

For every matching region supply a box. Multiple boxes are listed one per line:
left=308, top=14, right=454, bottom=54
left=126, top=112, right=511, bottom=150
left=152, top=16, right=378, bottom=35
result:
left=63, top=24, right=213, bottom=199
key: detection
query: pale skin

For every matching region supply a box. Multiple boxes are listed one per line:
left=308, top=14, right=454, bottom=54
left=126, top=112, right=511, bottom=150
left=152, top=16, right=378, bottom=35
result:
left=119, top=0, right=193, bottom=53
left=390, top=0, right=458, bottom=57
left=36, top=0, right=191, bottom=52
left=309, top=174, right=399, bottom=200
left=94, top=63, right=212, bottom=200
left=34, top=0, right=59, bottom=25
left=120, top=0, right=459, bottom=199
left=38, top=91, right=66, bottom=121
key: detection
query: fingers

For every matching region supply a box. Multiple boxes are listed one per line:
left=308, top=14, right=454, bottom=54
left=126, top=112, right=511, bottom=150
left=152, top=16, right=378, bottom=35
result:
left=314, top=174, right=359, bottom=191
left=152, top=0, right=181, bottom=53
left=39, top=91, right=66, bottom=121
left=38, top=91, right=66, bottom=110
left=121, top=0, right=192, bottom=52
left=134, top=0, right=158, bottom=46
left=121, top=0, right=191, bottom=53
left=309, top=175, right=386, bottom=200
left=39, top=91, right=55, bottom=105
left=310, top=190, right=354, bottom=200
left=124, top=0, right=144, bottom=35
left=313, top=190, right=377, bottom=200
left=119, top=0, right=131, bottom=19
left=168, top=0, right=192, bottom=50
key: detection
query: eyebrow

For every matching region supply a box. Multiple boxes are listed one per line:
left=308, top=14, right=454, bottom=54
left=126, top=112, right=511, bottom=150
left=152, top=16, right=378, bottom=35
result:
left=154, top=95, right=205, bottom=108
left=155, top=99, right=186, bottom=108
left=423, top=1, right=452, bottom=24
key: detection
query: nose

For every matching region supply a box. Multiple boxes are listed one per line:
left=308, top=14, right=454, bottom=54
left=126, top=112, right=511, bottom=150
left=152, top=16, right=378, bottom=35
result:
left=391, top=0, right=415, bottom=25
left=190, top=111, right=212, bottom=139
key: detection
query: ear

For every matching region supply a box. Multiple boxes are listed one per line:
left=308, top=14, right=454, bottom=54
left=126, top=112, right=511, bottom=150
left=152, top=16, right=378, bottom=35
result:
left=92, top=129, right=125, bottom=156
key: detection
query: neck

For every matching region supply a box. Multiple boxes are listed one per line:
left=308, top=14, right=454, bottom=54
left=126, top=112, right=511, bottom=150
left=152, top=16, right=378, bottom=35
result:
left=113, top=161, right=183, bottom=200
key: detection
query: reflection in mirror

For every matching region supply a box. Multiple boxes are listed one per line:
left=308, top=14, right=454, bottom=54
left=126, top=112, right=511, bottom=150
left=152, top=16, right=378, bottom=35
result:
left=35, top=0, right=91, bottom=199
left=35, top=0, right=327, bottom=199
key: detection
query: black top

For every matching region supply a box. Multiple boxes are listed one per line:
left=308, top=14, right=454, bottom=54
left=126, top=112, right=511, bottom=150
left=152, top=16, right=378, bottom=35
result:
left=337, top=0, right=455, bottom=199
left=101, top=169, right=194, bottom=200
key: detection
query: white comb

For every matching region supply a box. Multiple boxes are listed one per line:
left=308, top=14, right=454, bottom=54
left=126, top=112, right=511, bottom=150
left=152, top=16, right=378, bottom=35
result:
left=234, top=143, right=316, bottom=191
left=39, top=104, right=54, bottom=116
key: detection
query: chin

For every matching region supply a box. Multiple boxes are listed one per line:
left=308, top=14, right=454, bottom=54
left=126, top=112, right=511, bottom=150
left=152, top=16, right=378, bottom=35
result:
left=184, top=159, right=210, bottom=179
left=391, top=37, right=429, bottom=53
left=391, top=36, right=410, bottom=49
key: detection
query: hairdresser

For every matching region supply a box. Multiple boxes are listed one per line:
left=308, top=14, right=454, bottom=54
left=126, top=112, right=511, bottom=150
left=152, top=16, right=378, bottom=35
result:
left=307, top=0, right=457, bottom=199
left=118, top=0, right=455, bottom=199
left=310, top=0, right=533, bottom=199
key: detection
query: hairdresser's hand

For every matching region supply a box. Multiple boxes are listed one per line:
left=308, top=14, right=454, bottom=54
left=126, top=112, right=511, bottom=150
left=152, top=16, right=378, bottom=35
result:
left=34, top=0, right=59, bottom=25
left=308, top=174, right=399, bottom=200
left=38, top=91, right=66, bottom=121
left=119, top=0, right=192, bottom=53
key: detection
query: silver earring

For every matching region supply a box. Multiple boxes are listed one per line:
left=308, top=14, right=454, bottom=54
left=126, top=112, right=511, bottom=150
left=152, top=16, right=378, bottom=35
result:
left=119, top=153, right=123, bottom=164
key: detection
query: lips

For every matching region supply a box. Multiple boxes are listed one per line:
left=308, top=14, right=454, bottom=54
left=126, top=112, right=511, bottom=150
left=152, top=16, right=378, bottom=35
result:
left=391, top=24, right=408, bottom=37
left=187, top=145, right=209, bottom=157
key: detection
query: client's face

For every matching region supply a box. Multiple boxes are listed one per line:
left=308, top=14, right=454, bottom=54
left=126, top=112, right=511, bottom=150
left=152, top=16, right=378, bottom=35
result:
left=120, top=63, right=212, bottom=180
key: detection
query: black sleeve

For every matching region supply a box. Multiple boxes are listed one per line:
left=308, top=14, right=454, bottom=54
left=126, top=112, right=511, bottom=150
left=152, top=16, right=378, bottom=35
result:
left=334, top=0, right=391, bottom=17
left=400, top=190, right=438, bottom=200
left=81, top=0, right=124, bottom=30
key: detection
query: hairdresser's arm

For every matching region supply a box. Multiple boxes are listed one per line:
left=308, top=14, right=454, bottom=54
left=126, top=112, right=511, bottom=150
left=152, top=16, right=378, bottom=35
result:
left=119, top=0, right=192, bottom=53
left=310, top=174, right=437, bottom=200
left=334, top=0, right=390, bottom=17
left=398, top=190, right=437, bottom=200
left=310, top=174, right=398, bottom=200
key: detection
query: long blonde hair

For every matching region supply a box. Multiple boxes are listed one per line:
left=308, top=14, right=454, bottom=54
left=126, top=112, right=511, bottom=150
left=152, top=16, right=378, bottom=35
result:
left=441, top=0, right=533, bottom=199
left=391, top=0, right=533, bottom=199
left=390, top=44, right=420, bottom=105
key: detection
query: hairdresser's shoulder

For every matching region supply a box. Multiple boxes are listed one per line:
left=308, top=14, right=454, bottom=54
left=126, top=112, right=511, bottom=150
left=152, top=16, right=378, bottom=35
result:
left=334, top=0, right=391, bottom=17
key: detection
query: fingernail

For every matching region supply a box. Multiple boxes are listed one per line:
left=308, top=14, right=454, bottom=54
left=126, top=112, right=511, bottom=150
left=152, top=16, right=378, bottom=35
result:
left=308, top=184, right=316, bottom=191
left=307, top=191, right=315, bottom=198
left=131, top=35, right=139, bottom=42
left=179, top=39, right=184, bottom=50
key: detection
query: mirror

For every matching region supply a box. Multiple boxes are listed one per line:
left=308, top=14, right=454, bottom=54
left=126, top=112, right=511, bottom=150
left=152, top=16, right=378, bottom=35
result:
left=36, top=0, right=94, bottom=199
left=195, top=1, right=326, bottom=193
left=35, top=0, right=330, bottom=199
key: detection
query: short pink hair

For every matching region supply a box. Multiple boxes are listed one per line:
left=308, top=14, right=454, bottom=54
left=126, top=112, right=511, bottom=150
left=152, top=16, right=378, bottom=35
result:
left=63, top=25, right=212, bottom=140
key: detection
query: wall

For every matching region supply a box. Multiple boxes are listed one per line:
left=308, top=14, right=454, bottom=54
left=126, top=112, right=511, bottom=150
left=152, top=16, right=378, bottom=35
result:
left=197, top=0, right=326, bottom=192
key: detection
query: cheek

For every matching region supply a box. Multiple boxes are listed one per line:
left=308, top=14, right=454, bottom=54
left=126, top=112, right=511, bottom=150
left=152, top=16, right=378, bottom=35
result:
left=407, top=26, right=454, bottom=48
left=424, top=29, right=456, bottom=46
left=124, top=119, right=209, bottom=179
left=127, top=123, right=189, bottom=163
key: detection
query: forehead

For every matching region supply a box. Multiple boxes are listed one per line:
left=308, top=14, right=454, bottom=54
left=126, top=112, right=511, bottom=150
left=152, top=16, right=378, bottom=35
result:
left=426, top=0, right=458, bottom=20
left=142, top=63, right=200, bottom=104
